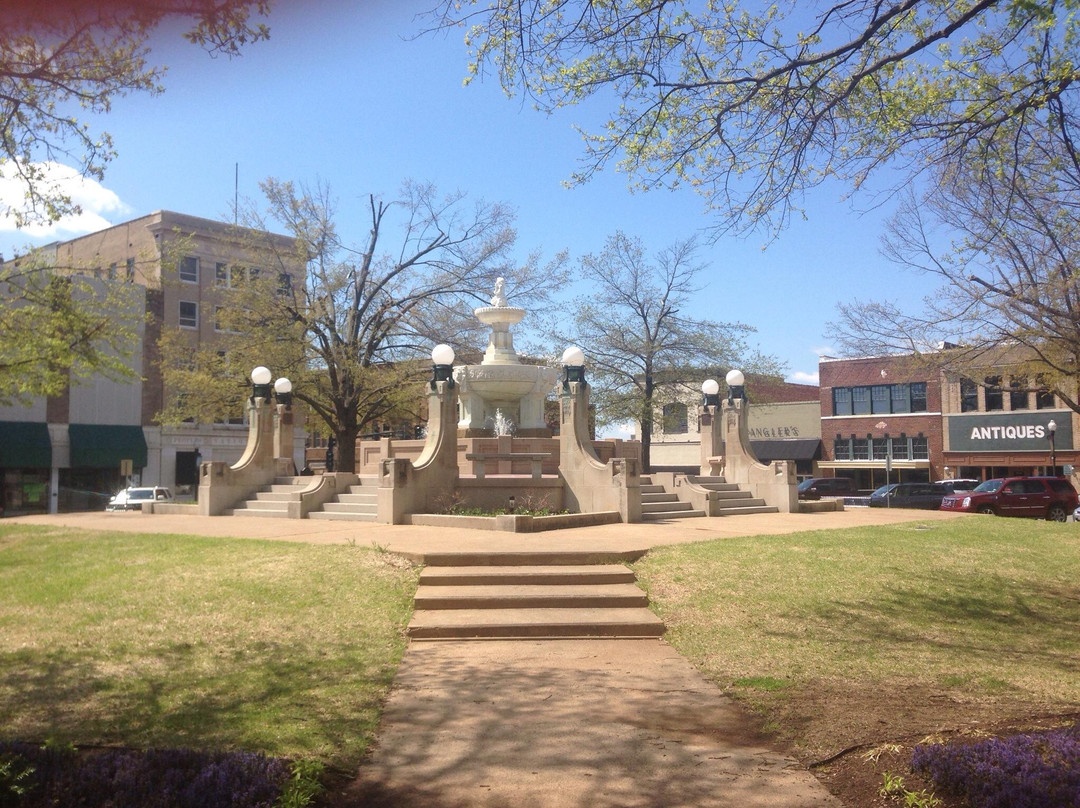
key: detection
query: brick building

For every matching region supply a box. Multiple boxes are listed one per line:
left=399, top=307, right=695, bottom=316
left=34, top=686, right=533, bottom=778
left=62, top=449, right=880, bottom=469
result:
left=0, top=211, right=305, bottom=514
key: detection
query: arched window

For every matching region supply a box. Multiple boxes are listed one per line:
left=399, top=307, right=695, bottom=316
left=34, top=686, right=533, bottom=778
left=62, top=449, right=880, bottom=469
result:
left=662, top=402, right=688, bottom=434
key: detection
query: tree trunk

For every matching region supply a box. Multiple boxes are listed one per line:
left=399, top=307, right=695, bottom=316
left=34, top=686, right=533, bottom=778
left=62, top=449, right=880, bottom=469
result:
left=641, top=374, right=654, bottom=473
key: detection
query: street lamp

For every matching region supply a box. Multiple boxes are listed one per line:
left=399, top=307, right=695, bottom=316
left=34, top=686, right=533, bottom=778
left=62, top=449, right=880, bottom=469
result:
left=1048, top=419, right=1057, bottom=475
left=274, top=376, right=293, bottom=406
left=562, top=345, right=586, bottom=390
left=250, top=366, right=272, bottom=401
left=725, top=369, right=745, bottom=402
left=701, top=378, right=721, bottom=408
left=431, top=344, right=456, bottom=389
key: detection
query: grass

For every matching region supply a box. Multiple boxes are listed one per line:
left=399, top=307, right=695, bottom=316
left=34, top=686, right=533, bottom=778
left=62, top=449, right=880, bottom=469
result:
left=633, top=516, right=1080, bottom=751
left=0, top=524, right=418, bottom=769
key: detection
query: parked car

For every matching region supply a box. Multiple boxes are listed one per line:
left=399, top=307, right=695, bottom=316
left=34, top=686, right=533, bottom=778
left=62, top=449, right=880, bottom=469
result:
left=935, top=478, right=980, bottom=492
left=106, top=487, right=173, bottom=511
left=797, top=477, right=858, bottom=500
left=869, top=482, right=952, bottom=509
left=940, top=476, right=1078, bottom=521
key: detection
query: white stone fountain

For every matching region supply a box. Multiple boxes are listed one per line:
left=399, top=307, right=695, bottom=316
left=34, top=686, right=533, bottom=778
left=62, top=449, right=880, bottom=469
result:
left=453, top=278, right=559, bottom=436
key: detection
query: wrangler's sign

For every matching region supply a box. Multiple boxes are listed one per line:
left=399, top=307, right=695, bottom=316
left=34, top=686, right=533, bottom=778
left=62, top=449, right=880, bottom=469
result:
left=948, top=412, right=1072, bottom=453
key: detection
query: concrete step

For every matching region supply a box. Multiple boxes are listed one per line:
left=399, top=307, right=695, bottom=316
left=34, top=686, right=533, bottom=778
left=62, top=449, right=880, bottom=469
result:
left=238, top=499, right=291, bottom=511
left=308, top=511, right=377, bottom=521
left=231, top=507, right=289, bottom=518
left=419, top=564, right=636, bottom=587
left=251, top=492, right=297, bottom=502
left=641, top=509, right=707, bottom=521
left=641, top=500, right=694, bottom=513
left=418, top=550, right=647, bottom=566
left=414, top=583, right=648, bottom=610
left=711, top=505, right=778, bottom=516
left=336, top=493, right=376, bottom=504
left=640, top=484, right=666, bottom=494
left=407, top=607, right=665, bottom=639
left=320, top=501, right=377, bottom=514
left=641, top=492, right=678, bottom=503
left=267, top=483, right=308, bottom=493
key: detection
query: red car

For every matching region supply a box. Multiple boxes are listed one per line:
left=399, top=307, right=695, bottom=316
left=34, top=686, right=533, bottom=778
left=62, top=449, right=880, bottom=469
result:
left=939, top=476, right=1078, bottom=521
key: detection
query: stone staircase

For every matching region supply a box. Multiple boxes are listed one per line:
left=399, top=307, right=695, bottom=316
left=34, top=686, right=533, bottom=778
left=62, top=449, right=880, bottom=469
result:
left=683, top=475, right=778, bottom=516
left=229, top=476, right=309, bottom=518
left=640, top=474, right=706, bottom=520
left=308, top=476, right=378, bottom=521
left=407, top=550, right=665, bottom=640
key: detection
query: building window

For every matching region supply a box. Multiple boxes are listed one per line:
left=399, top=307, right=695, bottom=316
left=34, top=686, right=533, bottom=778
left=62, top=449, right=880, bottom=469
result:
left=125, top=257, right=136, bottom=282
left=107, top=263, right=117, bottom=280
left=833, top=436, right=851, bottom=461
left=852, top=386, right=871, bottom=415
left=179, top=256, right=199, bottom=283
left=179, top=300, right=198, bottom=329
left=662, top=402, right=688, bottom=434
left=872, top=437, right=890, bottom=460
left=891, top=436, right=909, bottom=460
left=985, top=376, right=1003, bottom=411
left=852, top=437, right=869, bottom=460
left=1009, top=377, right=1029, bottom=410
left=910, top=382, right=927, bottom=412
left=960, top=379, right=979, bottom=412
left=277, top=272, right=293, bottom=295
left=871, top=385, right=891, bottom=414
left=911, top=435, right=929, bottom=460
left=890, top=384, right=910, bottom=413
left=832, top=388, right=852, bottom=416
left=1036, top=376, right=1055, bottom=409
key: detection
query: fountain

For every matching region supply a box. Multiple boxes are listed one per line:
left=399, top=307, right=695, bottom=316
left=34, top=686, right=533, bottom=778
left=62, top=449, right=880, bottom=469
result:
left=454, top=278, right=559, bottom=437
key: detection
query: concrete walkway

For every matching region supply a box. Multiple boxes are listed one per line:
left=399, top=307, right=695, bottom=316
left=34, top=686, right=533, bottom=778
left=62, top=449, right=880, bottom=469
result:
left=6, top=507, right=963, bottom=806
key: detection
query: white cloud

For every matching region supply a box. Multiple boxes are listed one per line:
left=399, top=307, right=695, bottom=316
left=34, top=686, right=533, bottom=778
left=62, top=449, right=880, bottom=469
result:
left=812, top=345, right=836, bottom=358
left=0, top=161, right=129, bottom=239
left=787, top=370, right=820, bottom=385
left=598, top=420, right=637, bottom=440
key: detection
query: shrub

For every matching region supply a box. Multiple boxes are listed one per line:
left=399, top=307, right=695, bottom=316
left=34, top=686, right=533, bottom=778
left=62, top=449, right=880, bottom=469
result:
left=911, top=724, right=1080, bottom=808
left=0, top=742, right=292, bottom=808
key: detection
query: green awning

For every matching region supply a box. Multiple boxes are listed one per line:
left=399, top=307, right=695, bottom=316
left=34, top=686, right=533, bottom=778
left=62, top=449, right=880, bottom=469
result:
left=0, top=421, right=52, bottom=468
left=68, top=424, right=148, bottom=469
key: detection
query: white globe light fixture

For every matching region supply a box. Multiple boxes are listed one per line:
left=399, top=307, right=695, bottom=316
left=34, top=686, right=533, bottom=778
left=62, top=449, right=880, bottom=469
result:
left=561, top=345, right=586, bottom=389
left=431, top=343, right=456, bottom=388
left=250, top=366, right=272, bottom=400
left=274, top=376, right=293, bottom=406
left=725, top=368, right=746, bottom=402
left=701, top=378, right=721, bottom=408
left=561, top=345, right=585, bottom=367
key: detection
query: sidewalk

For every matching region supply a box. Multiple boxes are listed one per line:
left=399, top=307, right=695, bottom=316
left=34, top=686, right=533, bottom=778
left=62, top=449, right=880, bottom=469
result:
left=6, top=507, right=959, bottom=806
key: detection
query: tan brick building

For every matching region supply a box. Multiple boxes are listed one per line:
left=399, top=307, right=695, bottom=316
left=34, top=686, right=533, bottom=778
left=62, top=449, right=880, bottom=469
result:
left=0, top=211, right=304, bottom=514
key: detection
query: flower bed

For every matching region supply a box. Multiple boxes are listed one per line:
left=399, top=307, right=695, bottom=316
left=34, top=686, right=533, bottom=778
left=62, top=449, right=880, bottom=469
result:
left=912, top=724, right=1080, bottom=808
left=0, top=742, right=316, bottom=808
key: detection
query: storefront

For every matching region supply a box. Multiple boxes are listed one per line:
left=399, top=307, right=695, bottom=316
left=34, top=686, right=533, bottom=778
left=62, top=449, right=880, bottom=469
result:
left=0, top=421, right=53, bottom=516
left=943, top=411, right=1077, bottom=480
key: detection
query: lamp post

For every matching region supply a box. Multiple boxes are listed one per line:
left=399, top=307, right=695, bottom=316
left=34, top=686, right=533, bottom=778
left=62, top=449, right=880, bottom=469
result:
left=725, top=369, right=745, bottom=402
left=431, top=343, right=456, bottom=389
left=561, top=345, right=586, bottom=390
left=273, top=377, right=293, bottom=407
left=1048, top=419, right=1057, bottom=476
left=250, top=366, right=272, bottom=401
left=701, top=378, right=721, bottom=409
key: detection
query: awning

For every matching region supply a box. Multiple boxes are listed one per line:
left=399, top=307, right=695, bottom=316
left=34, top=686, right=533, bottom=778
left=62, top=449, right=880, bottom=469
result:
left=750, top=438, right=821, bottom=462
left=68, top=424, right=148, bottom=469
left=0, top=421, right=52, bottom=468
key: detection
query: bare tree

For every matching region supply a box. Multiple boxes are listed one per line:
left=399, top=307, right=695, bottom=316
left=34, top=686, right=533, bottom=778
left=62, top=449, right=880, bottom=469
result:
left=160, top=178, right=569, bottom=471
left=549, top=231, right=782, bottom=470
left=830, top=112, right=1080, bottom=411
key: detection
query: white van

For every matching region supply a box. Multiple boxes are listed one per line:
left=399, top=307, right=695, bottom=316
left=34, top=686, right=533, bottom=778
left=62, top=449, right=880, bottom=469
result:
left=106, top=487, right=173, bottom=511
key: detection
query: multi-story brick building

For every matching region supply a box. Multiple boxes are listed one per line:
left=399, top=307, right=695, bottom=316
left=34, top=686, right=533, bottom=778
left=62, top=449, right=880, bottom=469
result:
left=818, top=350, right=1078, bottom=491
left=0, top=211, right=304, bottom=515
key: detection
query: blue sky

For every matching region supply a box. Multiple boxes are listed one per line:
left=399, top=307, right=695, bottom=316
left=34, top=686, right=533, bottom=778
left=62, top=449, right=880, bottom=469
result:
left=0, top=0, right=935, bottom=386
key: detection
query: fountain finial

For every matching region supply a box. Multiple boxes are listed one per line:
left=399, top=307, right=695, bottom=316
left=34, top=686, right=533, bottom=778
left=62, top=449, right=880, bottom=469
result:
left=490, top=277, right=508, bottom=307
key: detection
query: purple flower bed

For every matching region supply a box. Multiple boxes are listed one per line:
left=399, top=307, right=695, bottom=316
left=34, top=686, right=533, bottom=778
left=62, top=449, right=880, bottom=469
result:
left=0, top=742, right=291, bottom=808
left=911, top=724, right=1080, bottom=808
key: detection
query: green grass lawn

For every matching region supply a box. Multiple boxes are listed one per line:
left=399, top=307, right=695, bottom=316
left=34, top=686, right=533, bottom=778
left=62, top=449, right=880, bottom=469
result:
left=634, top=516, right=1080, bottom=756
left=0, top=524, right=418, bottom=769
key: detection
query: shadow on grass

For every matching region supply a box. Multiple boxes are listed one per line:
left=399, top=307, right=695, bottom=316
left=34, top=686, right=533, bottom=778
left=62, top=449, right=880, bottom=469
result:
left=0, top=641, right=395, bottom=766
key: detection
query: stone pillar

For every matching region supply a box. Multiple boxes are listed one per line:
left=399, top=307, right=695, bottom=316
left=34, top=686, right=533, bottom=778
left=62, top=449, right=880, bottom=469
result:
left=274, top=403, right=294, bottom=467
left=720, top=396, right=798, bottom=512
left=699, top=404, right=724, bottom=476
